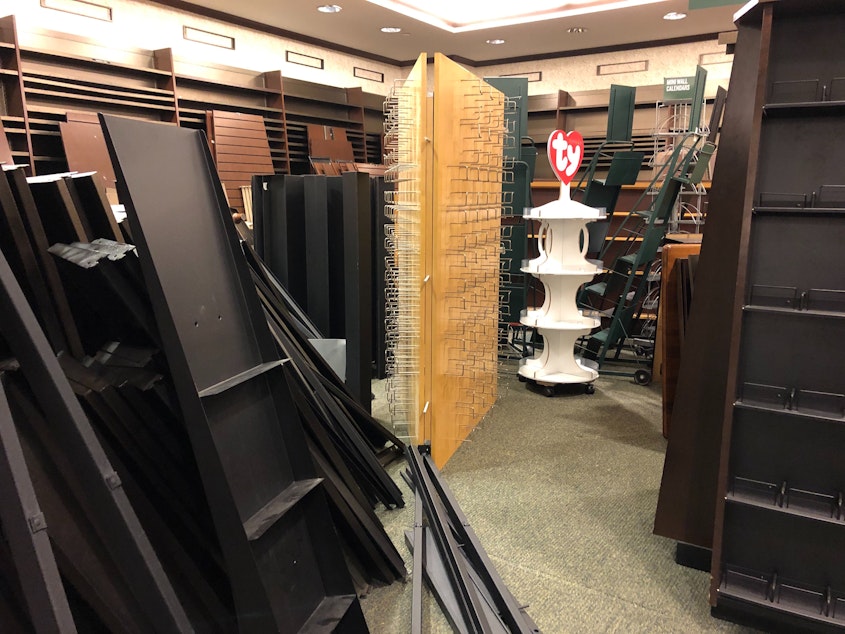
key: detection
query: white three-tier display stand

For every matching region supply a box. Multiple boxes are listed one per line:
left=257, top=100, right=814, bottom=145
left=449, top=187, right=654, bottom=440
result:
left=518, top=129, right=603, bottom=395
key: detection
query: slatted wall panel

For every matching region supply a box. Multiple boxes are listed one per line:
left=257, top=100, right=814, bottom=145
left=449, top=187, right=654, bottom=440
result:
left=207, top=110, right=274, bottom=217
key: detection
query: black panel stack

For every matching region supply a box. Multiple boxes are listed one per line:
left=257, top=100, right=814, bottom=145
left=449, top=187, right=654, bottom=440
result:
left=253, top=173, right=374, bottom=410
left=708, top=2, right=845, bottom=631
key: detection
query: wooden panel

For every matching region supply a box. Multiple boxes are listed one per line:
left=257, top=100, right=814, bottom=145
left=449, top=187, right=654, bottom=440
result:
left=428, top=54, right=502, bottom=467
left=211, top=135, right=269, bottom=150
left=0, top=120, right=13, bottom=165
left=307, top=124, right=354, bottom=162
left=658, top=242, right=701, bottom=438
left=207, top=109, right=273, bottom=214
left=653, top=6, right=770, bottom=551
left=59, top=116, right=116, bottom=190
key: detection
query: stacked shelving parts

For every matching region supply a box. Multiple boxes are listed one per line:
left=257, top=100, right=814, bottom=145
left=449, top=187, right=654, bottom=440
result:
left=709, top=1, right=845, bottom=631
left=384, top=53, right=504, bottom=467
left=519, top=130, right=601, bottom=395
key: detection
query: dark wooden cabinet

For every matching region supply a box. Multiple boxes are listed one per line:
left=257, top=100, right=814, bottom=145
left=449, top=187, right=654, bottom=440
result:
left=705, top=1, right=845, bottom=630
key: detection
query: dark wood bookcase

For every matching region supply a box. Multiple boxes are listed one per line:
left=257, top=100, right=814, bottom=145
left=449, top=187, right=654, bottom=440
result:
left=706, top=1, right=845, bottom=630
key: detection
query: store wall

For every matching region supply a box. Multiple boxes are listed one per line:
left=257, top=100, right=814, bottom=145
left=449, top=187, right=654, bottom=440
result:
left=2, top=0, right=732, bottom=97
left=2, top=0, right=406, bottom=92
left=480, top=40, right=733, bottom=97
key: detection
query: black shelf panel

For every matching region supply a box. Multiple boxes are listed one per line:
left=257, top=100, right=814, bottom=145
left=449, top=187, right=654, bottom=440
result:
left=719, top=566, right=845, bottom=628
left=728, top=476, right=845, bottom=526
left=744, top=281, right=845, bottom=317
left=754, top=206, right=845, bottom=215
left=743, top=304, right=845, bottom=320
left=735, top=400, right=845, bottom=425
left=736, top=382, right=844, bottom=423
left=763, top=100, right=845, bottom=116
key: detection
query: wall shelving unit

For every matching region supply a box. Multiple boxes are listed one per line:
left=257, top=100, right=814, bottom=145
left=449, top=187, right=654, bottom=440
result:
left=0, top=19, right=387, bottom=178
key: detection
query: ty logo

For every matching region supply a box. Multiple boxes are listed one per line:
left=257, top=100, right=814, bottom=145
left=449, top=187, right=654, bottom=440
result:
left=546, top=130, right=584, bottom=186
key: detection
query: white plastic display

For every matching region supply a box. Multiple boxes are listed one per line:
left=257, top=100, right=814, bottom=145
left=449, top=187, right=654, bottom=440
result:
left=518, top=129, right=603, bottom=388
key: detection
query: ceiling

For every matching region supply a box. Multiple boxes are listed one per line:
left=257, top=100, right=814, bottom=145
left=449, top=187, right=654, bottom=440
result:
left=167, top=0, right=744, bottom=65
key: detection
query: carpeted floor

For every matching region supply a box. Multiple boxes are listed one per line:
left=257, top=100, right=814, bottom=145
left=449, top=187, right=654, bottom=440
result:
left=359, top=361, right=759, bottom=633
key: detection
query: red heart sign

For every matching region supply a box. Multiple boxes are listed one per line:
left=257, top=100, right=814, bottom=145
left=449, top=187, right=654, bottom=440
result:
left=546, top=129, right=584, bottom=186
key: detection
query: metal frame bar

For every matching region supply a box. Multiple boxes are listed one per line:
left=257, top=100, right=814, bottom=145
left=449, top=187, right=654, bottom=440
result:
left=406, top=445, right=490, bottom=634
left=0, top=246, right=192, bottom=632
left=0, top=375, right=77, bottom=634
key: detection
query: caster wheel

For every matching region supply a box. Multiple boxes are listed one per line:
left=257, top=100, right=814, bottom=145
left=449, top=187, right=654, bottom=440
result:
left=541, top=386, right=555, bottom=397
left=634, top=369, right=652, bottom=386
left=584, top=383, right=596, bottom=395
left=518, top=374, right=527, bottom=383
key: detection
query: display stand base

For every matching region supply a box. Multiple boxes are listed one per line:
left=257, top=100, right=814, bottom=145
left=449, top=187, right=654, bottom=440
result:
left=518, top=375, right=596, bottom=397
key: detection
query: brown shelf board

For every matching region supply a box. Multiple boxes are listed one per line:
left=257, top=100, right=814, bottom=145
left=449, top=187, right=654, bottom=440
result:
left=178, top=99, right=283, bottom=116
left=284, top=92, right=361, bottom=110
left=24, top=72, right=175, bottom=98
left=10, top=150, right=30, bottom=157
left=24, top=77, right=175, bottom=106
left=20, top=46, right=171, bottom=78
left=26, top=87, right=177, bottom=112
left=0, top=68, right=18, bottom=77
left=176, top=73, right=279, bottom=96
left=27, top=119, right=61, bottom=129
left=284, top=113, right=362, bottom=128
left=0, top=42, right=16, bottom=51
left=0, top=115, right=25, bottom=123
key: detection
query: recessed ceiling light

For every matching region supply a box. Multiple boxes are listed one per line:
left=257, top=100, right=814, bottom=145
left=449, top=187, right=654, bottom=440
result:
left=567, top=26, right=587, bottom=33
left=663, top=11, right=687, bottom=20
left=365, top=0, right=670, bottom=33
left=317, top=4, right=342, bottom=13
left=380, top=26, right=402, bottom=33
left=486, top=38, right=506, bottom=45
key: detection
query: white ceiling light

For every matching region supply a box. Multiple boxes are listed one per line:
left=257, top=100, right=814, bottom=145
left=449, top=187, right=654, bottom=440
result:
left=663, top=11, right=687, bottom=20
left=486, top=38, right=506, bottom=44
left=380, top=26, right=403, bottom=32
left=365, top=0, right=670, bottom=33
left=567, top=26, right=588, bottom=33
left=317, top=4, right=343, bottom=13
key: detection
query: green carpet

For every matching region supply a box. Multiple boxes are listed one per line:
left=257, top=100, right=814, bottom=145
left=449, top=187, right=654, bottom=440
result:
left=360, top=362, right=757, bottom=633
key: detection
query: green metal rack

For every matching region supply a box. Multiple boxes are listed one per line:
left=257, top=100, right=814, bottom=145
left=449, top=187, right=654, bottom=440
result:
left=580, top=133, right=716, bottom=380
